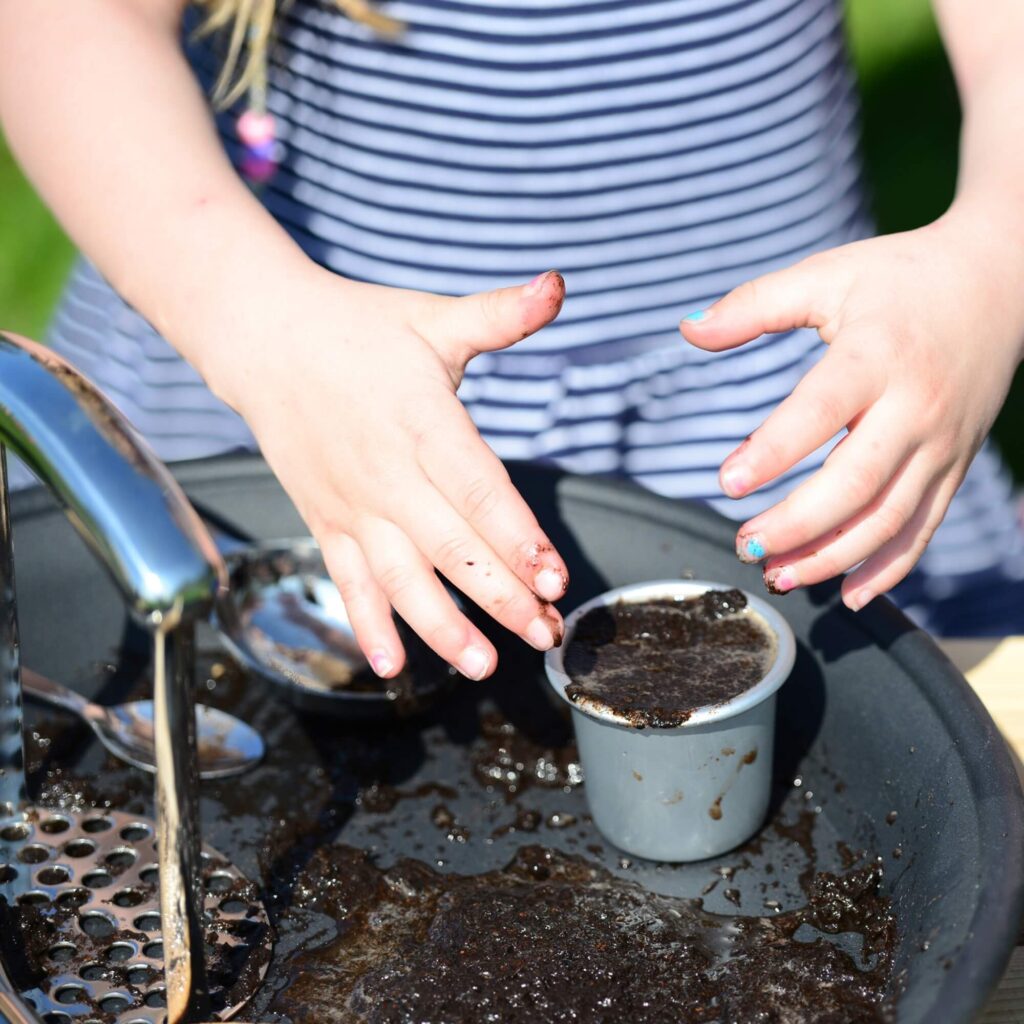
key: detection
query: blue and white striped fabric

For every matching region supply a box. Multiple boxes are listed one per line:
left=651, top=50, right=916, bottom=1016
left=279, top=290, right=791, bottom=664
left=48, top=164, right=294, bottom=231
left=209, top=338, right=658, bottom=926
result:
left=42, top=0, right=1024, bottom=634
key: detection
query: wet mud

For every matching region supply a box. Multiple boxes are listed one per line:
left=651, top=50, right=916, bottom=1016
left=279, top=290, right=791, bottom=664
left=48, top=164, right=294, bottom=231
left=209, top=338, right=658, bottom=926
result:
left=564, top=590, right=776, bottom=727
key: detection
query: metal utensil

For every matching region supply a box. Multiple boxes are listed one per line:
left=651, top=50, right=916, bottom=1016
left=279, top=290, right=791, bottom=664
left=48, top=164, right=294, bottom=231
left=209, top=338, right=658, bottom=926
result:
left=0, top=807, right=271, bottom=1024
left=0, top=331, right=255, bottom=1023
left=545, top=579, right=796, bottom=862
left=21, top=667, right=264, bottom=779
left=208, top=529, right=459, bottom=718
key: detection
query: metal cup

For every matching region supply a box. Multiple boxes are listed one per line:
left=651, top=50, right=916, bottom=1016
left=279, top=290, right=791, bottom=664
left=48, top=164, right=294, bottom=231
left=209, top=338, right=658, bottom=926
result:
left=544, top=579, right=796, bottom=862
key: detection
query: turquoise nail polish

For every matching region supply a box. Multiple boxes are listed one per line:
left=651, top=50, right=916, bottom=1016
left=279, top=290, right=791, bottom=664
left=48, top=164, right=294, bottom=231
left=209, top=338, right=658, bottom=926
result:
left=745, top=537, right=765, bottom=560
left=683, top=309, right=708, bottom=323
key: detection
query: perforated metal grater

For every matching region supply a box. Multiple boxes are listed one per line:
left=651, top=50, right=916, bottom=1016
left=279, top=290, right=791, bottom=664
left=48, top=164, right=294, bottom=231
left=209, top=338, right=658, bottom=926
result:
left=0, top=333, right=271, bottom=1024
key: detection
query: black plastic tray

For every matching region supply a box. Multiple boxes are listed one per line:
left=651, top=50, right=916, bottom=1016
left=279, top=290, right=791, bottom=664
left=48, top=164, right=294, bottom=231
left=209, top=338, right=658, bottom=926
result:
left=9, top=454, right=1024, bottom=1023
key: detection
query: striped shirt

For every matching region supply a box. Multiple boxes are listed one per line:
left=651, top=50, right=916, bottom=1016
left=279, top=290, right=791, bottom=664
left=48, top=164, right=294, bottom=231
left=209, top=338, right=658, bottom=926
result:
left=41, top=0, right=1024, bottom=634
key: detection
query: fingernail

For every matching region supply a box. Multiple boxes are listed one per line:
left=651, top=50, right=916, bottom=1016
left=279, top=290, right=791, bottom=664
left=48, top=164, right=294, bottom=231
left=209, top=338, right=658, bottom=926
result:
left=682, top=308, right=711, bottom=324
left=737, top=534, right=766, bottom=563
left=535, top=567, right=567, bottom=601
left=457, top=644, right=491, bottom=681
left=524, top=270, right=554, bottom=297
left=721, top=464, right=752, bottom=498
left=764, top=566, right=797, bottom=595
left=525, top=616, right=555, bottom=652
left=846, top=588, right=873, bottom=612
left=551, top=617, right=565, bottom=648
left=370, top=650, right=394, bottom=678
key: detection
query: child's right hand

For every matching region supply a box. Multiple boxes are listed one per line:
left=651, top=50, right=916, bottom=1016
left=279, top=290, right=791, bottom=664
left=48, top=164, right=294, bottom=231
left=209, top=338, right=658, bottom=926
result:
left=204, top=269, right=570, bottom=681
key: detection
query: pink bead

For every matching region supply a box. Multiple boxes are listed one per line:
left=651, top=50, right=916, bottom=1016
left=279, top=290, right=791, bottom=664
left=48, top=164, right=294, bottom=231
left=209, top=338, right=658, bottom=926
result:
left=237, top=110, right=276, bottom=147
left=241, top=155, right=278, bottom=184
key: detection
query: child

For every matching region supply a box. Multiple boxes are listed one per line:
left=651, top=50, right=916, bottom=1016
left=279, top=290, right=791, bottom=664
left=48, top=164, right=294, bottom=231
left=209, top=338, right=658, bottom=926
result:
left=1, top=0, right=1022, bottom=679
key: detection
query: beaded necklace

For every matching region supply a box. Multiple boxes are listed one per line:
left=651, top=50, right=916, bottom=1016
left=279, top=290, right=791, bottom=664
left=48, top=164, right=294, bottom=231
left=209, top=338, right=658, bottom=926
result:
left=232, top=1, right=400, bottom=188
left=236, top=28, right=279, bottom=186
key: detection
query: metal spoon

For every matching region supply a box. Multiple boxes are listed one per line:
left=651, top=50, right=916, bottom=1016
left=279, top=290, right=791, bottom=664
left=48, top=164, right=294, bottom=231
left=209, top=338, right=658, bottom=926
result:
left=21, top=667, right=264, bottom=779
left=207, top=526, right=458, bottom=719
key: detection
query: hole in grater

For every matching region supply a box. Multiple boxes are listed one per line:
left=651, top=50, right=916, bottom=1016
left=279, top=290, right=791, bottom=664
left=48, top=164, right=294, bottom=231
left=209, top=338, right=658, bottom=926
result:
left=40, top=817, right=70, bottom=835
left=0, top=864, right=17, bottom=883
left=119, top=824, right=151, bottom=842
left=55, top=888, right=90, bottom=909
left=47, top=942, right=77, bottom=963
left=206, top=872, right=233, bottom=894
left=138, top=865, right=158, bottom=886
left=142, top=941, right=163, bottom=960
left=133, top=913, right=160, bottom=933
left=54, top=984, right=87, bottom=1005
left=219, top=898, right=246, bottom=914
left=18, top=844, right=49, bottom=864
left=113, top=888, right=146, bottom=907
left=79, top=963, right=107, bottom=981
left=126, top=965, right=156, bottom=986
left=42, top=1013, right=72, bottom=1024
left=98, top=993, right=132, bottom=1014
left=0, top=822, right=29, bottom=841
left=16, top=891, right=50, bottom=906
left=82, top=870, right=112, bottom=889
left=64, top=839, right=96, bottom=858
left=37, top=865, right=71, bottom=885
left=105, top=942, right=135, bottom=963
left=144, top=989, right=167, bottom=1009
left=79, top=911, right=116, bottom=938
left=105, top=848, right=137, bottom=871
left=81, top=817, right=113, bottom=834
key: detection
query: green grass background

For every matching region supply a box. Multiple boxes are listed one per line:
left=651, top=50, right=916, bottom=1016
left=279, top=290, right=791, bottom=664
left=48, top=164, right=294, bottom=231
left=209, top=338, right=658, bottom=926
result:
left=0, top=0, right=1020, bottom=476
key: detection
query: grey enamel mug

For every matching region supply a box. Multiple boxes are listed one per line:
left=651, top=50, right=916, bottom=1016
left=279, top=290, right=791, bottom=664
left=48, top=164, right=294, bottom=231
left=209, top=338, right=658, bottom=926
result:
left=544, top=580, right=796, bottom=862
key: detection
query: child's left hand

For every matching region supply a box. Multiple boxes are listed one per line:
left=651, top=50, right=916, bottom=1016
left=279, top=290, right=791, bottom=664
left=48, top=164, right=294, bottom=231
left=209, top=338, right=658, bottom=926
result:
left=679, top=205, right=1024, bottom=611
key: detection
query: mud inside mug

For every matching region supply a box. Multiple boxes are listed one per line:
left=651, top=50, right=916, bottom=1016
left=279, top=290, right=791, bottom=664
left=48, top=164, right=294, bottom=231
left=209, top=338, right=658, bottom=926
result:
left=563, top=588, right=778, bottom=728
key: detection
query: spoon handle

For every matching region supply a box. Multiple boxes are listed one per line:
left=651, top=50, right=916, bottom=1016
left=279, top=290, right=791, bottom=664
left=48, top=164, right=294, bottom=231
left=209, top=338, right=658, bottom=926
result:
left=20, top=667, right=93, bottom=717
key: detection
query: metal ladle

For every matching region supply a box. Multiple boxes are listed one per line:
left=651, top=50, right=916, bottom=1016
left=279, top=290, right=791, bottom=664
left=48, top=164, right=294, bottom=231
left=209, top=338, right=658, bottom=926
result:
left=21, top=667, right=265, bottom=779
left=208, top=528, right=460, bottom=718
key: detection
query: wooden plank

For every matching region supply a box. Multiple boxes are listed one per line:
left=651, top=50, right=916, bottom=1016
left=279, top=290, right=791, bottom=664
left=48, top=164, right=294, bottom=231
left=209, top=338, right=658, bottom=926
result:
left=980, top=947, right=1024, bottom=1022
left=935, top=639, right=1024, bottom=1020
left=940, top=638, right=1024, bottom=765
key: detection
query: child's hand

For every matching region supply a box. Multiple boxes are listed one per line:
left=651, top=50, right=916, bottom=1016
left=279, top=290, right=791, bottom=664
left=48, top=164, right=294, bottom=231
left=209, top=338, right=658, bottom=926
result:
left=680, top=208, right=1024, bottom=611
left=210, top=270, right=570, bottom=680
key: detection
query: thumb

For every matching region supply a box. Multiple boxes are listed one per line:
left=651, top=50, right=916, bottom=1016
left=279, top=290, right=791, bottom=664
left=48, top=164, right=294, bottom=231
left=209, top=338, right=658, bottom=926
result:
left=679, top=256, right=835, bottom=352
left=425, top=270, right=566, bottom=366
